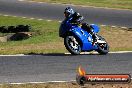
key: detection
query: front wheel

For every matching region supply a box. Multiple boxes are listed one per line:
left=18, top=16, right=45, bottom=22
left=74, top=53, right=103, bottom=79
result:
left=96, top=35, right=109, bottom=55
left=64, top=35, right=81, bottom=55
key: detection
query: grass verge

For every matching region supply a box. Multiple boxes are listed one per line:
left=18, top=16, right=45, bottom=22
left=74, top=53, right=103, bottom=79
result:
left=0, top=15, right=132, bottom=54
left=31, top=0, right=132, bottom=10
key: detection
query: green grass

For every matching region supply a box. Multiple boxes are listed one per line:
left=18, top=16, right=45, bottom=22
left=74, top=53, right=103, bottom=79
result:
left=0, top=16, right=59, bottom=43
left=31, top=0, right=132, bottom=10
left=0, top=15, right=132, bottom=54
left=0, top=15, right=66, bottom=54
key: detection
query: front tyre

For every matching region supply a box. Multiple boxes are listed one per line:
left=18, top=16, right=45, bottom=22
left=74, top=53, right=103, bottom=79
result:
left=96, top=35, right=109, bottom=55
left=64, top=35, right=81, bottom=55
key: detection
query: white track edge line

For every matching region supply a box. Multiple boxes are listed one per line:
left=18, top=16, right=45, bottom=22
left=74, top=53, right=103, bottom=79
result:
left=18, top=0, right=25, bottom=1
left=0, top=78, right=132, bottom=85
left=0, top=80, right=76, bottom=85
left=0, top=54, right=28, bottom=56
left=109, top=51, right=132, bottom=53
left=0, top=51, right=132, bottom=56
left=65, top=51, right=132, bottom=54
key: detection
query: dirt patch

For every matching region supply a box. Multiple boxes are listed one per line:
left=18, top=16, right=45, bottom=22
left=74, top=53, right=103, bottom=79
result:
left=47, top=82, right=132, bottom=88
left=0, top=36, right=8, bottom=42
left=99, top=27, right=132, bottom=51
left=1, top=82, right=132, bottom=88
left=0, top=42, right=66, bottom=54
left=0, top=32, right=32, bottom=42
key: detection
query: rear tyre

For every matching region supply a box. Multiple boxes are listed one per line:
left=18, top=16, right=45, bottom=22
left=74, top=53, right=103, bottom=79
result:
left=64, top=35, right=81, bottom=55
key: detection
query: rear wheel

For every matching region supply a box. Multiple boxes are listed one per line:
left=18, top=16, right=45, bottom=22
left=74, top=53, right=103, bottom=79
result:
left=64, top=35, right=81, bottom=55
left=96, top=35, right=109, bottom=55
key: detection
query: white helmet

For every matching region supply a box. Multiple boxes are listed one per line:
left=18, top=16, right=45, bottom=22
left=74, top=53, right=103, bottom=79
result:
left=64, top=7, right=75, bottom=17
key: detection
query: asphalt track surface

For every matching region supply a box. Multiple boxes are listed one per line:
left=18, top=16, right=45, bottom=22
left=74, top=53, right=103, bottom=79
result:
left=0, top=0, right=132, bottom=27
left=0, top=53, right=132, bottom=83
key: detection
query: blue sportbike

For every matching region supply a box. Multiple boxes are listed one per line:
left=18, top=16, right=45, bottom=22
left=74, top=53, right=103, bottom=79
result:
left=59, top=20, right=109, bottom=55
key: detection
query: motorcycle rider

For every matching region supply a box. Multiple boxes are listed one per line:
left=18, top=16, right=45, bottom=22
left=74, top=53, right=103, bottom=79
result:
left=61, top=7, right=97, bottom=45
